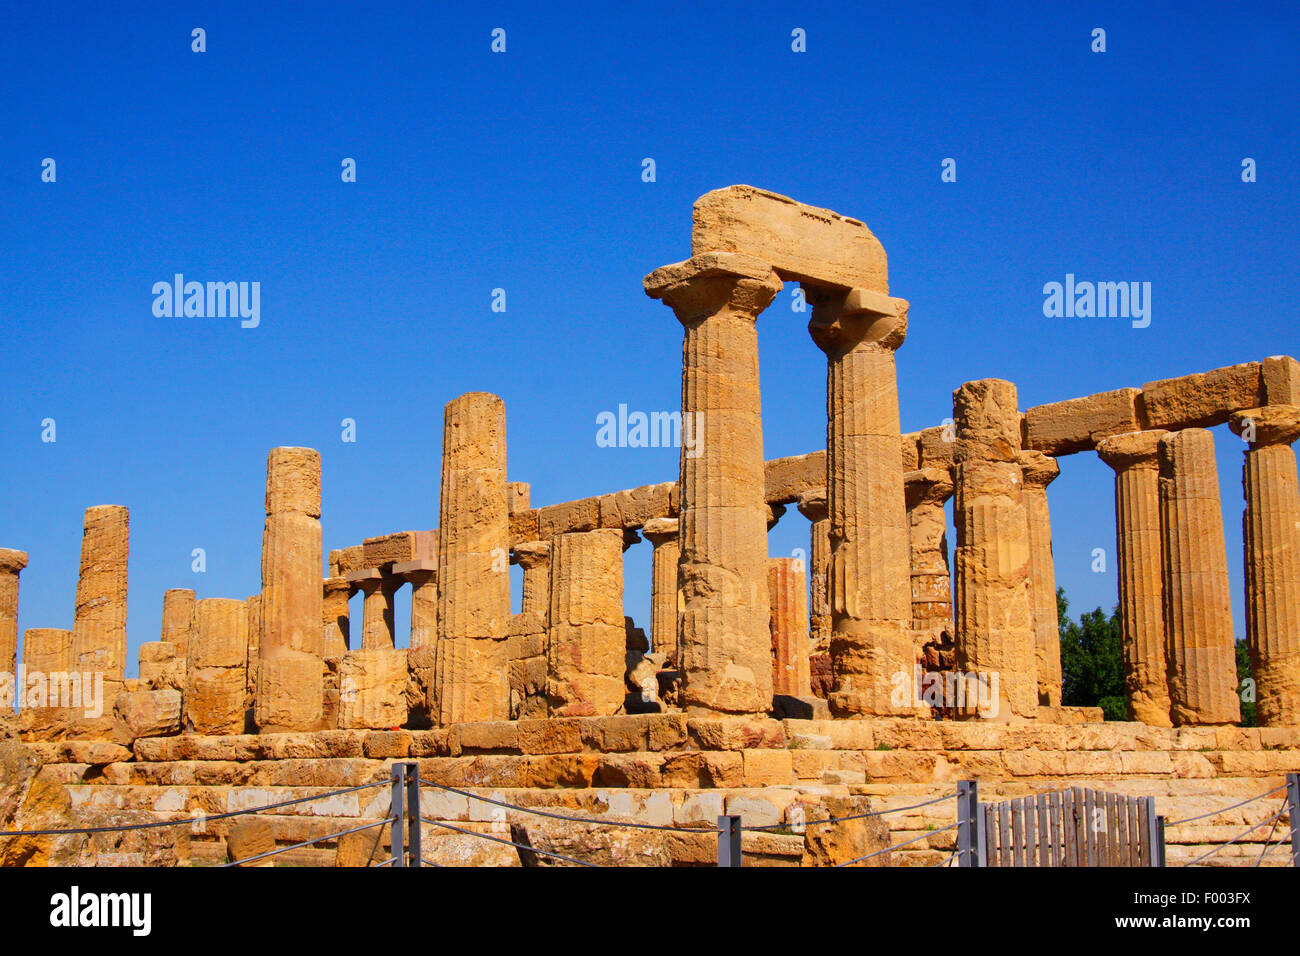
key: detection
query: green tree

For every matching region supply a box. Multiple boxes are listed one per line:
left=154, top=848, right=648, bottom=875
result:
left=1235, top=639, right=1256, bottom=727
left=1057, top=588, right=1127, bottom=721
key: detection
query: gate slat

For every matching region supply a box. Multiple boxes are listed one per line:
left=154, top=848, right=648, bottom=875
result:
left=1137, top=797, right=1150, bottom=867
left=999, top=802, right=1012, bottom=867
left=1040, top=790, right=1050, bottom=868
left=1115, top=793, right=1129, bottom=866
left=1128, top=796, right=1141, bottom=866
left=1024, top=797, right=1037, bottom=867
left=1100, top=791, right=1111, bottom=866
left=1076, top=790, right=1086, bottom=868
left=1011, top=799, right=1025, bottom=867
left=1049, top=792, right=1061, bottom=867
left=1063, top=789, right=1076, bottom=867
left=984, top=804, right=998, bottom=867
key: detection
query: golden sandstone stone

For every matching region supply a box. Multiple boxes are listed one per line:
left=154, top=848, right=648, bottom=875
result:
left=4, top=187, right=1298, bottom=869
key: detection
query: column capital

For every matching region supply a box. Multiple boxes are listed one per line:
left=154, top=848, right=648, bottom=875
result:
left=323, top=575, right=352, bottom=598
left=1096, top=429, right=1168, bottom=472
left=1230, top=405, right=1300, bottom=448
left=511, top=539, right=551, bottom=570
left=1017, top=450, right=1060, bottom=490
left=640, top=517, right=679, bottom=545
left=0, top=549, right=28, bottom=574
left=391, top=561, right=437, bottom=585
left=766, top=503, right=786, bottom=531
left=345, top=568, right=393, bottom=594
left=904, top=467, right=954, bottom=508
left=643, top=252, right=783, bottom=325
left=806, top=285, right=908, bottom=358
left=796, top=488, right=828, bottom=523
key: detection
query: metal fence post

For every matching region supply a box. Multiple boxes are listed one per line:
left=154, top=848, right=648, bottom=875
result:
left=1153, top=813, right=1166, bottom=868
left=405, top=762, right=421, bottom=868
left=1287, top=773, right=1300, bottom=868
left=958, top=780, right=982, bottom=868
left=390, top=763, right=406, bottom=868
left=717, top=815, right=742, bottom=867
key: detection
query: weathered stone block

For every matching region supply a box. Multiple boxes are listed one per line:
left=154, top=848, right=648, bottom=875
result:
left=1140, top=362, right=1264, bottom=429
left=692, top=185, right=888, bottom=291
left=112, top=690, right=181, bottom=745
left=337, top=649, right=408, bottom=730
left=254, top=651, right=324, bottom=733
left=226, top=819, right=276, bottom=866
left=1023, top=387, right=1142, bottom=455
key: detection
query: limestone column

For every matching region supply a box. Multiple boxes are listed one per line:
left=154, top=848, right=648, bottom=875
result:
left=1097, top=431, right=1172, bottom=726
left=159, top=589, right=195, bottom=658
left=508, top=540, right=550, bottom=720
left=904, top=469, right=953, bottom=644
left=1230, top=406, right=1300, bottom=726
left=71, top=505, right=129, bottom=707
left=806, top=287, right=918, bottom=717
left=0, top=549, right=28, bottom=679
left=547, top=529, right=625, bottom=716
left=768, top=557, right=811, bottom=697
left=952, top=380, right=1037, bottom=719
left=435, top=392, right=510, bottom=724
left=322, top=577, right=351, bottom=658
left=644, top=253, right=782, bottom=715
left=1159, top=429, right=1240, bottom=726
left=640, top=518, right=681, bottom=665
left=244, top=593, right=261, bottom=717
left=1019, top=451, right=1062, bottom=707
left=795, top=490, right=831, bottom=651
left=185, top=598, right=249, bottom=736
left=357, top=570, right=398, bottom=649
left=403, top=566, right=438, bottom=651
left=256, top=447, right=324, bottom=732
left=20, top=628, right=72, bottom=713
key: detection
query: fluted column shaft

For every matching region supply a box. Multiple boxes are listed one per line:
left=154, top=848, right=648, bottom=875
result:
left=644, top=253, right=782, bottom=715
left=952, top=380, right=1037, bottom=719
left=547, top=529, right=625, bottom=716
left=359, top=571, right=398, bottom=649
left=186, top=598, right=249, bottom=735
left=808, top=288, right=916, bottom=717
left=641, top=518, right=681, bottom=665
left=322, top=577, right=351, bottom=658
left=1097, top=431, right=1172, bottom=726
left=72, top=505, right=129, bottom=708
left=508, top=541, right=551, bottom=720
left=256, top=447, right=324, bottom=732
left=768, top=557, right=811, bottom=696
left=0, top=549, right=28, bottom=680
left=435, top=392, right=510, bottom=723
left=1159, top=429, right=1240, bottom=726
left=160, top=588, right=195, bottom=658
left=1019, top=451, right=1062, bottom=707
left=796, top=491, right=832, bottom=650
left=904, top=469, right=953, bottom=642
left=1231, top=406, right=1300, bottom=726
left=406, top=570, right=437, bottom=651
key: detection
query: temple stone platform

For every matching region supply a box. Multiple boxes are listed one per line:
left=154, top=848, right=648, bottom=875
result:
left=6, top=715, right=1298, bottom=867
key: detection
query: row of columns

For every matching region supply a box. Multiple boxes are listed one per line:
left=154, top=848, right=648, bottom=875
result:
left=1095, top=408, right=1300, bottom=727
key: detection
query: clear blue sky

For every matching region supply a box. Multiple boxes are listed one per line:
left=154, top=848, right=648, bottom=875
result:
left=1, top=1, right=1296, bottom=674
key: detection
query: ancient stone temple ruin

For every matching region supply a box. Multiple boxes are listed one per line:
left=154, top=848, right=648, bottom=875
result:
left=2, top=186, right=1299, bottom=867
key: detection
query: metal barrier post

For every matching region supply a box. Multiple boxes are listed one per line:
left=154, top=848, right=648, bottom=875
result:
left=405, top=763, right=421, bottom=868
left=957, top=781, right=982, bottom=868
left=1287, top=773, right=1300, bottom=868
left=717, top=815, right=742, bottom=867
left=391, top=764, right=407, bottom=868
left=1153, top=813, right=1166, bottom=868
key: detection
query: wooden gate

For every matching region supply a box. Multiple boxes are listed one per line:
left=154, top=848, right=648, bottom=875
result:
left=981, top=787, right=1158, bottom=866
